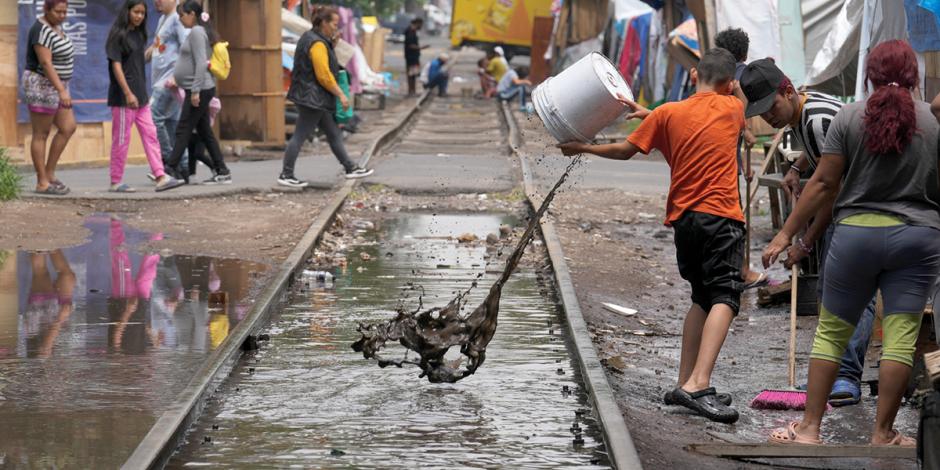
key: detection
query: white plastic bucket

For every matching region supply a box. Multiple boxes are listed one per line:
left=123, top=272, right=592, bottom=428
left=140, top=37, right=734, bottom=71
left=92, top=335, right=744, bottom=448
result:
left=532, top=52, right=633, bottom=143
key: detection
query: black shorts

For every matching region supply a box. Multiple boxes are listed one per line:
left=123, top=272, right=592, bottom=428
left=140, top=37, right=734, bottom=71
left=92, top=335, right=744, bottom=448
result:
left=672, top=211, right=745, bottom=315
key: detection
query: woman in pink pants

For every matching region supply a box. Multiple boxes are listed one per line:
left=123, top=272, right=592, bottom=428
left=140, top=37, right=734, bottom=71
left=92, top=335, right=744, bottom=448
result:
left=106, top=0, right=183, bottom=193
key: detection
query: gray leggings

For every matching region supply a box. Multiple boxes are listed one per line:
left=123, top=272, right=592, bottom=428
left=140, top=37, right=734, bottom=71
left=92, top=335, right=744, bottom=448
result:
left=822, top=223, right=940, bottom=324
left=282, top=105, right=355, bottom=176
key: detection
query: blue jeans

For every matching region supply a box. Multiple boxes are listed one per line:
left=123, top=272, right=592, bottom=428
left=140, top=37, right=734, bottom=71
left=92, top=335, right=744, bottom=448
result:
left=499, top=84, right=527, bottom=108
left=426, top=72, right=449, bottom=96
left=151, top=86, right=185, bottom=168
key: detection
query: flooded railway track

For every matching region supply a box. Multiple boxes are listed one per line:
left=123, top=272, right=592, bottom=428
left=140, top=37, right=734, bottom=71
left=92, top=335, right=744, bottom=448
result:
left=126, top=53, right=642, bottom=469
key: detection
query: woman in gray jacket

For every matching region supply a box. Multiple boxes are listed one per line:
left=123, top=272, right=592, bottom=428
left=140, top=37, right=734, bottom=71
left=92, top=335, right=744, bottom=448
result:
left=164, top=0, right=229, bottom=184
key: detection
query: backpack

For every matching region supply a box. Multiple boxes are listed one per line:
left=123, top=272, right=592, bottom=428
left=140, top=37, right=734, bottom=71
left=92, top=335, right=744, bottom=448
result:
left=208, top=41, right=231, bottom=81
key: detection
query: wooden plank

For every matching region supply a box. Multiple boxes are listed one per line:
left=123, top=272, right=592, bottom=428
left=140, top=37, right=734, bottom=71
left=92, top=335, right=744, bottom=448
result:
left=688, top=442, right=915, bottom=460
left=529, top=17, right=554, bottom=85
left=927, top=350, right=940, bottom=386
left=0, top=86, right=17, bottom=149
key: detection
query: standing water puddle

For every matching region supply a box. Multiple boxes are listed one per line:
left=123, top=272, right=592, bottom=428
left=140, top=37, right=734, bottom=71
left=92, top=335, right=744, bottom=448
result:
left=170, top=213, right=610, bottom=468
left=0, top=215, right=265, bottom=468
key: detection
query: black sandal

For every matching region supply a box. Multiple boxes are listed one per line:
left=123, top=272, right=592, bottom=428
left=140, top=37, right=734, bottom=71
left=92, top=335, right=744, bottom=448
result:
left=664, top=389, right=732, bottom=406
left=671, top=387, right=739, bottom=423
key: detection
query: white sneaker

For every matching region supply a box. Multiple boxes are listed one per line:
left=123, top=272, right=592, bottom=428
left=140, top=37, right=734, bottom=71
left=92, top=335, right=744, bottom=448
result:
left=345, top=167, right=374, bottom=179
left=203, top=173, right=232, bottom=185
left=277, top=175, right=309, bottom=188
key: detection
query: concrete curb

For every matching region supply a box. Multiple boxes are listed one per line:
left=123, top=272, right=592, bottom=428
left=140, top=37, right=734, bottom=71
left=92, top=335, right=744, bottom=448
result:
left=121, top=87, right=438, bottom=470
left=500, top=102, right=644, bottom=470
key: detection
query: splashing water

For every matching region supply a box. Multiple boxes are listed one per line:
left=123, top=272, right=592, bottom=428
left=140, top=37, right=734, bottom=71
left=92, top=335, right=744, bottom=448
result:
left=352, top=156, right=583, bottom=383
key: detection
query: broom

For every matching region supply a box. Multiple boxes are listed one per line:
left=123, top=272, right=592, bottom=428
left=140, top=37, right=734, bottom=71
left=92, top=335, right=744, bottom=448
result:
left=750, top=234, right=809, bottom=409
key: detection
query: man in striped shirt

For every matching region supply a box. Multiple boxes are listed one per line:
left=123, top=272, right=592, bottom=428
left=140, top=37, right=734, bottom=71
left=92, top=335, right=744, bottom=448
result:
left=741, top=59, right=873, bottom=407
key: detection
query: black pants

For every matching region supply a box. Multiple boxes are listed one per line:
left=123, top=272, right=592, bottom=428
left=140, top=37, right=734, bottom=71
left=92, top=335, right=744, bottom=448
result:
left=187, top=133, right=215, bottom=176
left=281, top=104, right=355, bottom=177
left=165, top=88, right=228, bottom=176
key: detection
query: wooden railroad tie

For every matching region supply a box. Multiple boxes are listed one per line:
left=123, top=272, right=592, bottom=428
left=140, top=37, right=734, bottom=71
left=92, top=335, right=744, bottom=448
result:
left=687, top=442, right=915, bottom=460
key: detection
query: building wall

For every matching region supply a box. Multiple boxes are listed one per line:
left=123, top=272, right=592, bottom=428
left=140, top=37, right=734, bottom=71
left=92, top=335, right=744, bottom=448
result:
left=0, top=4, right=148, bottom=166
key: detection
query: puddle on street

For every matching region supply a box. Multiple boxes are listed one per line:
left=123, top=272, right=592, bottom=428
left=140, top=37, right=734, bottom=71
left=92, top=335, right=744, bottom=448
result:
left=170, top=213, right=610, bottom=469
left=0, top=215, right=266, bottom=468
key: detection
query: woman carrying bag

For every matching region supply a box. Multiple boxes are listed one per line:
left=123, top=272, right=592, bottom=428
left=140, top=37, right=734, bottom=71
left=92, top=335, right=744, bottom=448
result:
left=277, top=6, right=372, bottom=189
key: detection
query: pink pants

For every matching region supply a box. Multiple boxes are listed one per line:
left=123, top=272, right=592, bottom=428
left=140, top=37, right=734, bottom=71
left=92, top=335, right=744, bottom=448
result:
left=110, top=219, right=160, bottom=300
left=110, top=105, right=166, bottom=184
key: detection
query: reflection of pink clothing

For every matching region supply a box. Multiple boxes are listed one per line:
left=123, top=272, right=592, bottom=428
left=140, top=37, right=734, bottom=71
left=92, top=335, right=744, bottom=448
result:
left=109, top=220, right=160, bottom=299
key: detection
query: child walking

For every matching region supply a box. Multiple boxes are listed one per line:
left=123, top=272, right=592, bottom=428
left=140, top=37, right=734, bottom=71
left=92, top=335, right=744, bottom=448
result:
left=106, top=0, right=183, bottom=193
left=559, top=48, right=745, bottom=423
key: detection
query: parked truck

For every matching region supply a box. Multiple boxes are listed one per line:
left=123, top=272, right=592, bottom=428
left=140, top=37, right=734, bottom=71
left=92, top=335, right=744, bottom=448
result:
left=449, top=0, right=554, bottom=57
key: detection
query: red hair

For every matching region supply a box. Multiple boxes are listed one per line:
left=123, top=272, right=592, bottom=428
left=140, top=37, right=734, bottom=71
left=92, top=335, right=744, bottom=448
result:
left=863, top=40, right=918, bottom=155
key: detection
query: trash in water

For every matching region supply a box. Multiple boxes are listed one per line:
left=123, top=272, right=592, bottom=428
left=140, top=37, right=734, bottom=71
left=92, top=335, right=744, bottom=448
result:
left=352, top=157, right=583, bottom=383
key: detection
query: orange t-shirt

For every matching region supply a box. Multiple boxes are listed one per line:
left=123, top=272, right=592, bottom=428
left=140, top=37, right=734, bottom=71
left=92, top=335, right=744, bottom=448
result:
left=627, top=92, right=745, bottom=226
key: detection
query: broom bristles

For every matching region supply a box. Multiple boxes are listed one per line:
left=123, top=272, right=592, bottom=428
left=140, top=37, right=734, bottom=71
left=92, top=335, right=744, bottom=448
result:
left=750, top=389, right=808, bottom=410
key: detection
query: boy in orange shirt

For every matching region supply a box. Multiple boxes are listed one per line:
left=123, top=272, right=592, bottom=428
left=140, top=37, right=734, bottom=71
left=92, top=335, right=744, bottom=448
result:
left=559, top=48, right=744, bottom=423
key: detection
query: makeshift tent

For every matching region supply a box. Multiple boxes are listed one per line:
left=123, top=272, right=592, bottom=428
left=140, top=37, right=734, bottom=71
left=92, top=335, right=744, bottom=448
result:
left=804, top=0, right=908, bottom=98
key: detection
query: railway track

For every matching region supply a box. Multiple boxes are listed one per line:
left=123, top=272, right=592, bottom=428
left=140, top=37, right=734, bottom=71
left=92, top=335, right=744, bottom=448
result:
left=124, top=51, right=642, bottom=470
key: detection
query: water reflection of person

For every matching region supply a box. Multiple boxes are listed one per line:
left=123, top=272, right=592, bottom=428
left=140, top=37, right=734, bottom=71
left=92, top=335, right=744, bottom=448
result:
left=24, top=250, right=75, bottom=357
left=107, top=218, right=160, bottom=354
left=148, top=255, right=183, bottom=348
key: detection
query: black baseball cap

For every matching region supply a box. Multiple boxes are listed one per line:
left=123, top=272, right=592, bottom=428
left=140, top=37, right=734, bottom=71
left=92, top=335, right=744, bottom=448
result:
left=740, top=59, right=786, bottom=118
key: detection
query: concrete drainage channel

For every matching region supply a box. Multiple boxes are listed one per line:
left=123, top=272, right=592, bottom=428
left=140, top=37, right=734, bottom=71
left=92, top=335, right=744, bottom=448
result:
left=123, top=53, right=642, bottom=469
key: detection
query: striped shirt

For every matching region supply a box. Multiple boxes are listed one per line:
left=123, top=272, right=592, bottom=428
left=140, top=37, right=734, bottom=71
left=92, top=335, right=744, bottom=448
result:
left=25, top=20, right=75, bottom=81
left=790, top=91, right=843, bottom=170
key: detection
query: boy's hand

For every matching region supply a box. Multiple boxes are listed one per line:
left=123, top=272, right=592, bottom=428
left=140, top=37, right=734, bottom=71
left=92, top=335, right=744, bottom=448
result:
left=617, top=94, right=650, bottom=120
left=744, top=128, right=757, bottom=148
left=557, top=141, right=587, bottom=156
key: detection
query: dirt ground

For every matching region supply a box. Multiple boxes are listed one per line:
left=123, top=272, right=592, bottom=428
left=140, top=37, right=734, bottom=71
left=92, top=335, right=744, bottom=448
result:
left=0, top=191, right=329, bottom=264
left=547, top=188, right=922, bottom=470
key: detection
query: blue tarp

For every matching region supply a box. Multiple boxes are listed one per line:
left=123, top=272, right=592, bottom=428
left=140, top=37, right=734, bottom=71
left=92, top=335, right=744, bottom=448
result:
left=17, top=0, right=159, bottom=123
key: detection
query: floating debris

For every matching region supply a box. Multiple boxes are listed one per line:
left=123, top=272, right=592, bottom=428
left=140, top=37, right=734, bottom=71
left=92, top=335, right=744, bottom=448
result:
left=352, top=158, right=582, bottom=383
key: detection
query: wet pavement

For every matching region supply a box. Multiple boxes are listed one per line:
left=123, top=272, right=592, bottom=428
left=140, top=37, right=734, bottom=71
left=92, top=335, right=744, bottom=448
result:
left=169, top=213, right=610, bottom=468
left=0, top=215, right=265, bottom=468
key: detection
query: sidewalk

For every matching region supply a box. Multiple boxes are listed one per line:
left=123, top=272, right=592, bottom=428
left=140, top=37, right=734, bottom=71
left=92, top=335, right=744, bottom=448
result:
left=22, top=154, right=359, bottom=200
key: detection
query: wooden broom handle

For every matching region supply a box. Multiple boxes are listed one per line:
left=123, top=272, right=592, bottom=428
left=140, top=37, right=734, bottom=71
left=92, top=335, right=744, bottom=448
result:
left=789, top=261, right=798, bottom=388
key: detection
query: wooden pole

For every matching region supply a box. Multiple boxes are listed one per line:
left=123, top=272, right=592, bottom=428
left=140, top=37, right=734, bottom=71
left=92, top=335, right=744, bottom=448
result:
left=745, top=146, right=751, bottom=270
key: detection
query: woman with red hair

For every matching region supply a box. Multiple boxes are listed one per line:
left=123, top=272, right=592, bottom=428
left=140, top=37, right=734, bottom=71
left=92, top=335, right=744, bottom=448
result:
left=763, top=39, right=940, bottom=446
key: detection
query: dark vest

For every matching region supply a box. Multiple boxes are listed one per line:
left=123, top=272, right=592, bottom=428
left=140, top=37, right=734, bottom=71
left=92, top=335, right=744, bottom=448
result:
left=287, top=30, right=338, bottom=112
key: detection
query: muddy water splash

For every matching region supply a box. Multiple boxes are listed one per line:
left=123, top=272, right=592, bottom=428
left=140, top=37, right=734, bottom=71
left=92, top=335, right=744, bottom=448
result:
left=352, top=157, right=582, bottom=382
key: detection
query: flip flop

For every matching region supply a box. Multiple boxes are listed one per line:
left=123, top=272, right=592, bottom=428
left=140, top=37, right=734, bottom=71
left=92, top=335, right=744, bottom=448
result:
left=769, top=421, right=822, bottom=445
left=35, top=185, right=69, bottom=196
left=877, top=430, right=915, bottom=447
left=744, top=272, right=769, bottom=290
left=109, top=183, right=136, bottom=193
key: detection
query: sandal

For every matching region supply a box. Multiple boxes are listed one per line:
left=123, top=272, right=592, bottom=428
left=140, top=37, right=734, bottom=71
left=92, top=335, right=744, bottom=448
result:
left=769, top=421, right=822, bottom=445
left=109, top=183, right=136, bottom=193
left=744, top=272, right=769, bottom=290
left=35, top=185, right=69, bottom=196
left=877, top=430, right=915, bottom=447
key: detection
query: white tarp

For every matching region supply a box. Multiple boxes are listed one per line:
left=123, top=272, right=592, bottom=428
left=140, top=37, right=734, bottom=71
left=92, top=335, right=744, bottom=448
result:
left=805, top=0, right=908, bottom=97
left=715, top=0, right=781, bottom=63
left=613, top=0, right=654, bottom=21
